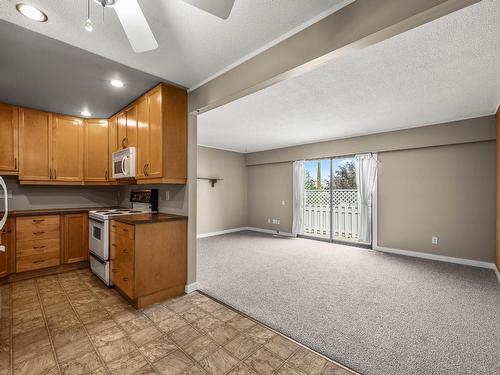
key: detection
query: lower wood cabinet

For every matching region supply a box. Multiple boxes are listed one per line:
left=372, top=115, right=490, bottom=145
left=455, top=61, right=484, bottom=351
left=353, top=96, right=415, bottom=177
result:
left=62, top=213, right=88, bottom=263
left=0, top=218, right=13, bottom=278
left=110, top=218, right=187, bottom=308
left=16, top=215, right=61, bottom=272
left=13, top=212, right=89, bottom=273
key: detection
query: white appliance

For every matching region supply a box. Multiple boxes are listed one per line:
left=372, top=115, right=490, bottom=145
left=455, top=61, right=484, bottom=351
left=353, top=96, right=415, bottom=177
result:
left=0, top=177, right=8, bottom=252
left=89, top=189, right=158, bottom=286
left=112, top=147, right=136, bottom=179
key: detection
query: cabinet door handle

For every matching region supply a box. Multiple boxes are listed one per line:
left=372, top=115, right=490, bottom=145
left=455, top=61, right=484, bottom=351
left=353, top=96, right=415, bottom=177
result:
left=121, top=137, right=128, bottom=148
left=111, top=225, right=117, bottom=228
left=122, top=249, right=128, bottom=254
left=54, top=169, right=57, bottom=179
left=14, top=157, right=17, bottom=170
left=112, top=268, right=118, bottom=273
left=111, top=243, right=116, bottom=247
left=122, top=228, right=128, bottom=232
left=33, top=231, right=45, bottom=235
left=33, top=219, right=45, bottom=223
left=105, top=170, right=108, bottom=180
left=33, top=245, right=45, bottom=249
left=49, top=169, right=52, bottom=179
left=122, top=277, right=128, bottom=282
left=33, top=260, right=45, bottom=264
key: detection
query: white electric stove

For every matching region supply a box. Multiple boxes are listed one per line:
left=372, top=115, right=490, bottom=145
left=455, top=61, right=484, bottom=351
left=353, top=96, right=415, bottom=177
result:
left=89, top=190, right=158, bottom=286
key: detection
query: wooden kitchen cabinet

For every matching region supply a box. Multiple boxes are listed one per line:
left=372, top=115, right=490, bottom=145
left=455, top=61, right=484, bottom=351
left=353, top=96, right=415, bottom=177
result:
left=116, top=105, right=137, bottom=149
left=0, top=104, right=19, bottom=174
left=19, top=108, right=52, bottom=181
left=0, top=218, right=13, bottom=278
left=135, top=83, right=186, bottom=183
left=62, top=213, right=88, bottom=264
left=110, top=217, right=187, bottom=308
left=108, top=115, right=118, bottom=182
left=16, top=215, right=61, bottom=272
left=8, top=81, right=187, bottom=186
left=136, top=97, right=148, bottom=179
left=84, top=119, right=109, bottom=182
left=52, top=115, right=84, bottom=182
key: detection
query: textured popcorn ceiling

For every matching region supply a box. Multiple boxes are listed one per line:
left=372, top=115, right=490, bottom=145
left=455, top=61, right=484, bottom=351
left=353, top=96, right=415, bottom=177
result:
left=0, top=0, right=349, bottom=88
left=198, top=0, right=500, bottom=153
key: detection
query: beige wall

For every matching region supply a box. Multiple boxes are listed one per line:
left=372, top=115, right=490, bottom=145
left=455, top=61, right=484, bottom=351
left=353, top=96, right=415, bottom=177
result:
left=118, top=184, right=188, bottom=216
left=378, top=142, right=496, bottom=262
left=247, top=162, right=293, bottom=233
left=197, top=146, right=248, bottom=235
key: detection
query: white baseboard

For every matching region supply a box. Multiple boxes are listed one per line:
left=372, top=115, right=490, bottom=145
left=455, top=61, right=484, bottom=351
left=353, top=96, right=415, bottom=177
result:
left=197, top=227, right=248, bottom=239
left=197, top=226, right=294, bottom=238
left=185, top=282, right=200, bottom=294
left=247, top=227, right=294, bottom=237
left=495, top=266, right=500, bottom=284
left=374, top=245, right=497, bottom=271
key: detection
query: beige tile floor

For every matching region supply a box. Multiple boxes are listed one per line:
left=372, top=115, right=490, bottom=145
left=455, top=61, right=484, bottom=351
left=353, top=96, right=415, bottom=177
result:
left=0, top=269, right=355, bottom=375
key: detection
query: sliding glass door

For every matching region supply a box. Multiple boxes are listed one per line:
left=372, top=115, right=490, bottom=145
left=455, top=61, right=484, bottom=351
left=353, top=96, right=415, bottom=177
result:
left=302, top=156, right=370, bottom=246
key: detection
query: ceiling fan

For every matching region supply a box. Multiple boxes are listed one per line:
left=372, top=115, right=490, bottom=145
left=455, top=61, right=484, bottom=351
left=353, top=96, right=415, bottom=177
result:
left=93, top=0, right=236, bottom=53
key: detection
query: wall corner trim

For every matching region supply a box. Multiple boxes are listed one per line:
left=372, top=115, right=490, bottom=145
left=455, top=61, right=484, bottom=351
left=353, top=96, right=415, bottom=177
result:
left=374, top=245, right=498, bottom=274
left=185, top=282, right=201, bottom=294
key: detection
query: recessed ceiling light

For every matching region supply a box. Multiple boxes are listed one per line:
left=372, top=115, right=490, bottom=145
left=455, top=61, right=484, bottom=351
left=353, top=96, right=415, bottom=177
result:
left=110, top=79, right=124, bottom=88
left=81, top=110, right=92, bottom=117
left=16, top=3, right=48, bottom=22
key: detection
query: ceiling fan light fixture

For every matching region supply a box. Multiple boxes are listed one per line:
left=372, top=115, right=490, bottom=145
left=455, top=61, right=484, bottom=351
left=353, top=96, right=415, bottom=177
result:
left=110, top=79, right=124, bottom=88
left=84, top=18, right=94, bottom=32
left=16, top=3, right=48, bottom=22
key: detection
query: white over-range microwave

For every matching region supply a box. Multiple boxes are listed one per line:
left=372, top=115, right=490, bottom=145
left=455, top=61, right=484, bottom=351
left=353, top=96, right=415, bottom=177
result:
left=112, top=147, right=136, bottom=179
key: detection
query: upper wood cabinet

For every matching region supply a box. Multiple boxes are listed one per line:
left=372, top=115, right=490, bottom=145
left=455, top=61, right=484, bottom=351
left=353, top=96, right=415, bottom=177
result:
left=19, top=108, right=52, bottom=181
left=0, top=104, right=19, bottom=174
left=116, top=106, right=138, bottom=149
left=134, top=84, right=187, bottom=183
left=10, top=81, right=187, bottom=185
left=84, top=119, right=109, bottom=182
left=52, top=115, right=84, bottom=182
left=136, top=97, right=149, bottom=179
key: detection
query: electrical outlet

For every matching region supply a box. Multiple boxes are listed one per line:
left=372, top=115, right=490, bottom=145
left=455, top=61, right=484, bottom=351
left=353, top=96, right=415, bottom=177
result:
left=276, top=219, right=280, bottom=224
left=432, top=236, right=438, bottom=245
left=164, top=191, right=170, bottom=201
left=281, top=200, right=285, bottom=206
left=267, top=218, right=271, bottom=223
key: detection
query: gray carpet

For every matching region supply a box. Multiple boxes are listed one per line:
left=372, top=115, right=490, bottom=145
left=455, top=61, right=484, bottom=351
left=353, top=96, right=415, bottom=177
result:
left=197, top=231, right=500, bottom=375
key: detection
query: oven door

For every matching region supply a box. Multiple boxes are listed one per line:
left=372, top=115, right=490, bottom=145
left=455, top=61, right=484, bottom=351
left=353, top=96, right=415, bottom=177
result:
left=89, top=218, right=109, bottom=261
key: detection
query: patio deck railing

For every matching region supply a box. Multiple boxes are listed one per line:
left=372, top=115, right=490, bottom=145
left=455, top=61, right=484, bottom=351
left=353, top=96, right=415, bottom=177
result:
left=304, top=189, right=359, bottom=240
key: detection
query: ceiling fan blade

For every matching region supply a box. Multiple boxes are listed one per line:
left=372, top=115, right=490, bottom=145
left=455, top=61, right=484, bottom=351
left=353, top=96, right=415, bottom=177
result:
left=114, top=0, right=158, bottom=53
left=181, top=0, right=235, bottom=19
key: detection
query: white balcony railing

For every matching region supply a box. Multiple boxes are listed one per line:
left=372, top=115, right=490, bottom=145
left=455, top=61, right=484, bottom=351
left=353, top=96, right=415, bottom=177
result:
left=303, top=189, right=359, bottom=240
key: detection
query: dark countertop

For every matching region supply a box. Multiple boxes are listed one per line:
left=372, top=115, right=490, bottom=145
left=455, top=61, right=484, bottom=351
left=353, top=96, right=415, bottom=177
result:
left=112, top=213, right=188, bottom=225
left=6, top=207, right=119, bottom=217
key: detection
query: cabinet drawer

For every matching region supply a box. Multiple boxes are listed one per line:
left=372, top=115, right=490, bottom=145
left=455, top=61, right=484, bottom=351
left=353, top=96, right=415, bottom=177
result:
left=16, top=248, right=60, bottom=273
left=110, top=234, right=134, bottom=260
left=16, top=216, right=60, bottom=241
left=111, top=261, right=134, bottom=298
left=16, top=238, right=60, bottom=258
left=110, top=221, right=134, bottom=239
